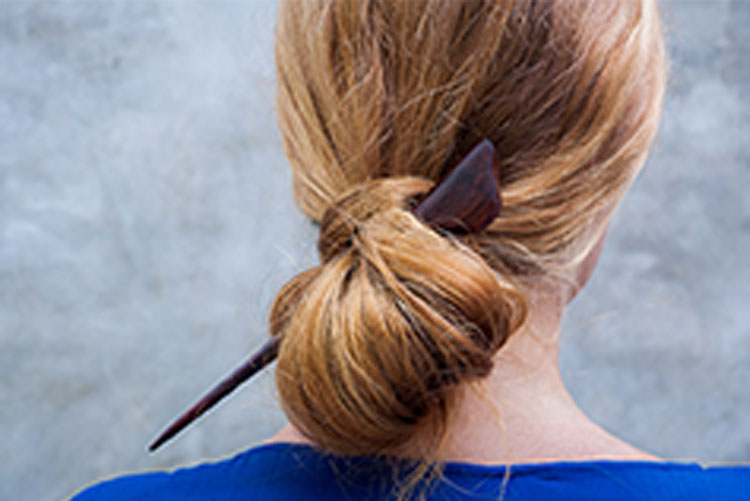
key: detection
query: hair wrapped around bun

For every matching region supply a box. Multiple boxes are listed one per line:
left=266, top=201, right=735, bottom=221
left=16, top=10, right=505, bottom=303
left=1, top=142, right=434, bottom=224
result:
left=270, top=178, right=526, bottom=455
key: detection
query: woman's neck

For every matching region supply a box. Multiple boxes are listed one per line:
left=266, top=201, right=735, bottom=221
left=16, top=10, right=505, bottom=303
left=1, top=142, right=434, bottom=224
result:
left=433, top=289, right=660, bottom=464
left=268, top=288, right=661, bottom=464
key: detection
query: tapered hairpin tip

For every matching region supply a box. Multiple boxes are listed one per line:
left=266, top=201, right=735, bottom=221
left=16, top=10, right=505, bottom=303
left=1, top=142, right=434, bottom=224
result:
left=148, top=438, right=164, bottom=453
left=147, top=337, right=281, bottom=452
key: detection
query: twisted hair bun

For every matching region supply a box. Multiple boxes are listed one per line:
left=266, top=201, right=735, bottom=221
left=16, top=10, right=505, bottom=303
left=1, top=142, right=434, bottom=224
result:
left=270, top=178, right=526, bottom=455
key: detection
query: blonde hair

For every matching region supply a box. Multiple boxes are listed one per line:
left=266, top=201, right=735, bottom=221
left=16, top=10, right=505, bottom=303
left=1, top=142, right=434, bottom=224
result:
left=271, top=0, right=666, bottom=462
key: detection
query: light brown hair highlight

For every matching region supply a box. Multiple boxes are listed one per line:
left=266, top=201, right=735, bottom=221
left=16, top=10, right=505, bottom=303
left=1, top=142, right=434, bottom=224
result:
left=271, top=0, right=666, bottom=465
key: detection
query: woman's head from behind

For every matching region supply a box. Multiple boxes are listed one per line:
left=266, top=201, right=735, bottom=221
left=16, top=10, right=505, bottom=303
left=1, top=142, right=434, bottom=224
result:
left=271, top=0, right=666, bottom=458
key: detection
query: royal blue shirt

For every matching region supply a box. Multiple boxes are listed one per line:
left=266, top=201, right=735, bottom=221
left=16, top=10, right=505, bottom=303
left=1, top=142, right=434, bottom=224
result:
left=72, top=443, right=749, bottom=500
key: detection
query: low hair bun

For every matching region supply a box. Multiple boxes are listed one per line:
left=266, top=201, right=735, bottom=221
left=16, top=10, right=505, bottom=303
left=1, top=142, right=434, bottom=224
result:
left=270, top=177, right=527, bottom=456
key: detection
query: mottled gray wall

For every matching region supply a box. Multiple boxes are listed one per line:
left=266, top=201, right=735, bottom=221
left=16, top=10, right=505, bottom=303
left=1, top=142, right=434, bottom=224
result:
left=0, top=1, right=747, bottom=500
left=562, top=0, right=750, bottom=465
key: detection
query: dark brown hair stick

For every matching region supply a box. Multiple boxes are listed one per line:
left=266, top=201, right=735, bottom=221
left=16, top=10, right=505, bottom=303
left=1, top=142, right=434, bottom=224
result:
left=148, top=139, right=501, bottom=452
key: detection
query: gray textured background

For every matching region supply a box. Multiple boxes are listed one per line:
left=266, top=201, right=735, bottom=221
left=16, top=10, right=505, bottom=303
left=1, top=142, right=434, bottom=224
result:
left=0, top=1, right=747, bottom=500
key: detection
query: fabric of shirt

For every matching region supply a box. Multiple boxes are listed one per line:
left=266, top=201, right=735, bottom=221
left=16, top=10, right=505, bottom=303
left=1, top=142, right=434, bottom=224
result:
left=71, top=442, right=749, bottom=500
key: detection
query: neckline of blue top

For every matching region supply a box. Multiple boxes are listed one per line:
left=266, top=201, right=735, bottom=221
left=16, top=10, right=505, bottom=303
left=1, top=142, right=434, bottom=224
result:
left=72, top=441, right=750, bottom=500
left=246, top=441, right=731, bottom=471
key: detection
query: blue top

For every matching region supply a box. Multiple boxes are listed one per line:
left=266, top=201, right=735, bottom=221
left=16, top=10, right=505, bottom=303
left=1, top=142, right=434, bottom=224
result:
left=72, top=443, right=749, bottom=500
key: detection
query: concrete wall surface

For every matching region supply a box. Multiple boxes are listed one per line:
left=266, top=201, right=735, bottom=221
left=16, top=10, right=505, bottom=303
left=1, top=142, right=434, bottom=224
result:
left=0, top=1, right=747, bottom=499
